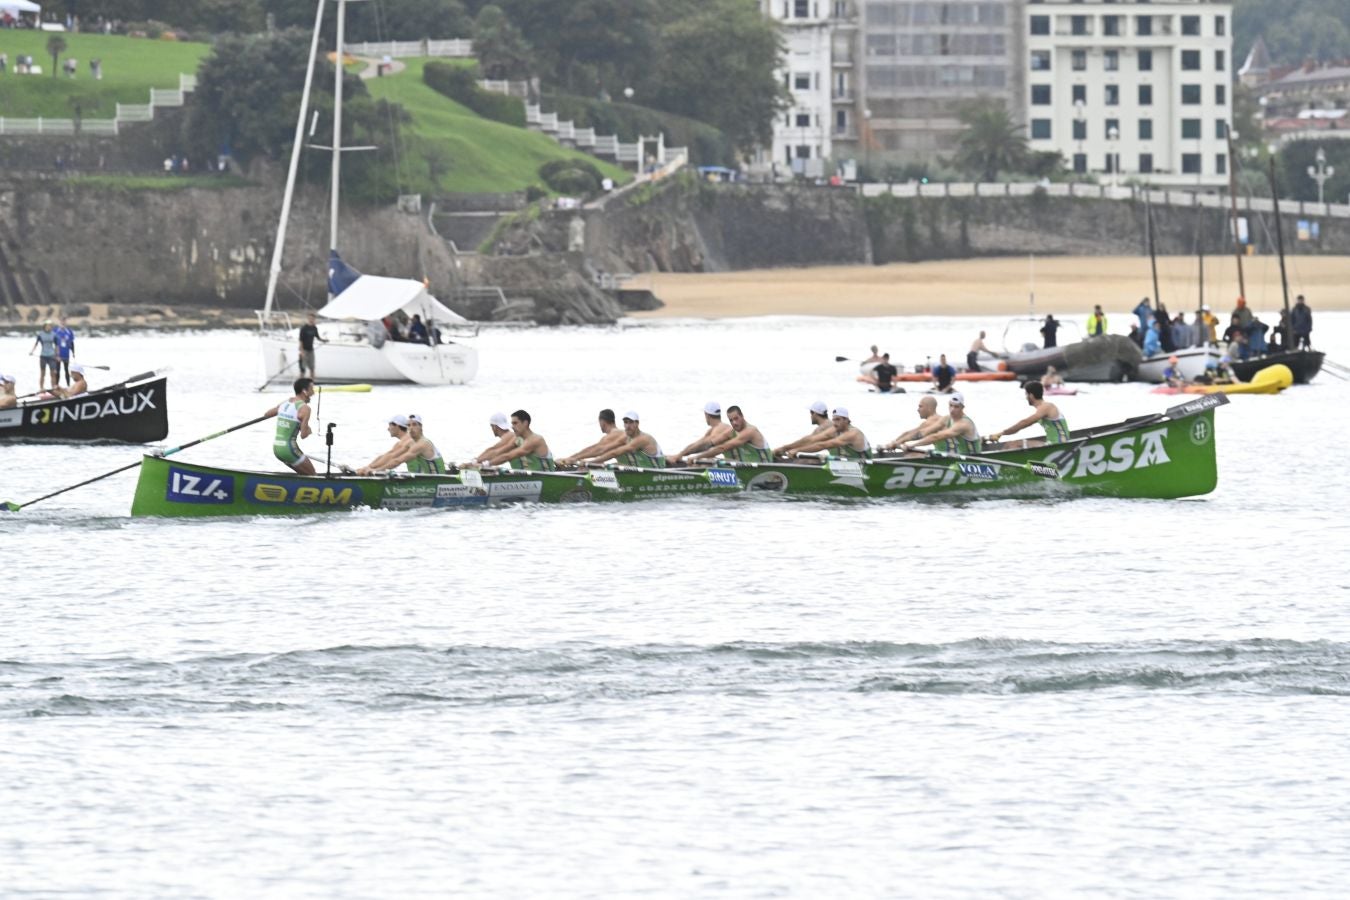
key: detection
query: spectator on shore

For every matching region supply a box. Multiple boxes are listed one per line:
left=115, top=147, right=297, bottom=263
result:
left=1040, top=314, right=1059, bottom=349
left=1232, top=297, right=1253, bottom=331
left=1132, top=298, right=1152, bottom=333
left=1087, top=304, right=1108, bottom=337
left=1143, top=319, right=1162, bottom=356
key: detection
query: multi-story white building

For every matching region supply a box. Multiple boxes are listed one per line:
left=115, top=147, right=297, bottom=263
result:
left=1024, top=0, right=1233, bottom=187
left=756, top=0, right=860, bottom=177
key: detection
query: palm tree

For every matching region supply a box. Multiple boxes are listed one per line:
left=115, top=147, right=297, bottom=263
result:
left=953, top=99, right=1029, bottom=182
left=46, top=35, right=67, bottom=78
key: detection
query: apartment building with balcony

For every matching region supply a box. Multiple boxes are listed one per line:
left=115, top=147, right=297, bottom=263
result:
left=1024, top=0, right=1233, bottom=187
left=859, top=0, right=1024, bottom=164
left=756, top=0, right=860, bottom=177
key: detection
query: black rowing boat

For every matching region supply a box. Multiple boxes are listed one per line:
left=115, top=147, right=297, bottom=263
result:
left=0, top=374, right=168, bottom=443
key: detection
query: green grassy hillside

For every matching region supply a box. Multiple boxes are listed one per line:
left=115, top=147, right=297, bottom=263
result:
left=363, top=57, right=628, bottom=193
left=0, top=32, right=209, bottom=118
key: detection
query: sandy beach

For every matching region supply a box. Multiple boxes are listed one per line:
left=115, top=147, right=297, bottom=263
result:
left=639, top=256, right=1350, bottom=319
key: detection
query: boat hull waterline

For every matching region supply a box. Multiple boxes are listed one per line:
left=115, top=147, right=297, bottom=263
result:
left=129, top=396, right=1226, bottom=516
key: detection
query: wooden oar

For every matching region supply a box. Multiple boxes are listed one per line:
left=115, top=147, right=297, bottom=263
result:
left=2, top=414, right=271, bottom=512
left=13, top=369, right=160, bottom=403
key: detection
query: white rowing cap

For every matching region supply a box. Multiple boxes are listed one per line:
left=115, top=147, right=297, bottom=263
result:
left=622, top=410, right=640, bottom=422
left=388, top=414, right=409, bottom=428
left=70, top=363, right=85, bottom=375
left=809, top=400, right=828, bottom=415
left=703, top=401, right=721, bottom=416
left=832, top=406, right=850, bottom=420
left=949, top=392, right=966, bottom=407
left=489, top=411, right=510, bottom=430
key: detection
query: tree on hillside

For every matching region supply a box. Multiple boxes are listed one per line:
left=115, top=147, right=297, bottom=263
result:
left=269, top=0, right=471, bottom=42
left=1233, top=0, right=1350, bottom=65
left=46, top=35, right=67, bottom=77
left=953, top=99, right=1029, bottom=181
left=640, top=0, right=786, bottom=154
left=495, top=0, right=657, bottom=94
left=473, top=5, right=532, bottom=80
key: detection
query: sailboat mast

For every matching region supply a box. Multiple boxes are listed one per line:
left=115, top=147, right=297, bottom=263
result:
left=1224, top=124, right=1246, bottom=300
left=262, top=0, right=328, bottom=318
left=1196, top=207, right=1204, bottom=345
left=1146, top=193, right=1160, bottom=309
left=1267, top=157, right=1294, bottom=349
left=330, top=0, right=347, bottom=272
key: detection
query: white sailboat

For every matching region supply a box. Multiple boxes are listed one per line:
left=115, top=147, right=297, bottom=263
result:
left=256, top=0, right=478, bottom=387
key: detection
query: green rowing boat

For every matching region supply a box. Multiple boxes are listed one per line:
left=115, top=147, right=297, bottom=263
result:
left=129, top=395, right=1227, bottom=517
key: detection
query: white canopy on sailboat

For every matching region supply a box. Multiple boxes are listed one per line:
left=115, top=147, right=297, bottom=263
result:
left=316, top=275, right=469, bottom=324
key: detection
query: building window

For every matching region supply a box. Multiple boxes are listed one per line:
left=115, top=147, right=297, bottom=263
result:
left=1105, top=117, right=1120, bottom=139
left=1181, top=50, right=1200, bottom=71
left=1105, top=153, right=1117, bottom=174
left=1181, top=119, right=1201, bottom=139
left=1031, top=50, right=1051, bottom=71
left=1216, top=85, right=1226, bottom=105
left=796, top=145, right=812, bottom=159
left=1215, top=119, right=1227, bottom=139
left=1182, top=153, right=1201, bottom=174
left=1181, top=84, right=1201, bottom=105
left=1104, top=50, right=1119, bottom=71
left=1030, top=15, right=1050, bottom=35
left=1139, top=153, right=1154, bottom=174
left=836, top=109, right=847, bottom=130
left=1031, top=119, right=1052, bottom=139
left=794, top=0, right=810, bottom=17
left=1181, top=15, right=1200, bottom=36
left=1139, top=49, right=1153, bottom=71
left=1136, top=15, right=1152, bottom=36
left=1104, top=15, right=1120, bottom=36
left=1215, top=15, right=1226, bottom=36
left=1073, top=119, right=1087, bottom=140
left=1139, top=118, right=1153, bottom=140
left=1072, top=50, right=1087, bottom=71
left=1072, top=84, right=1087, bottom=104
left=1215, top=49, right=1225, bottom=71
left=794, top=73, right=810, bottom=90
left=1071, top=15, right=1089, bottom=36
left=1139, top=84, right=1153, bottom=105
left=1073, top=153, right=1087, bottom=174
left=1105, top=84, right=1119, bottom=105
left=1216, top=153, right=1227, bottom=174
left=1032, top=84, right=1052, bottom=105
left=796, top=113, right=811, bottom=127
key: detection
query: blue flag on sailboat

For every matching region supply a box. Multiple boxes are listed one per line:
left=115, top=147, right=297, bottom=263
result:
left=327, top=250, right=363, bottom=297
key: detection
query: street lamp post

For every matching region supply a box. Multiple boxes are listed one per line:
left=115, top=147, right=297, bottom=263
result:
left=623, top=86, right=634, bottom=102
left=1307, top=146, right=1335, bottom=205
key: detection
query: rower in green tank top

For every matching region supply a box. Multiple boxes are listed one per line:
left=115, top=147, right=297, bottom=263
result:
left=484, top=409, right=555, bottom=471
left=264, top=377, right=317, bottom=475
left=585, top=410, right=666, bottom=468
left=701, top=405, right=774, bottom=463
left=988, top=381, right=1072, bottom=447
left=360, top=413, right=444, bottom=474
left=794, top=406, right=871, bottom=460
left=904, top=392, right=980, bottom=456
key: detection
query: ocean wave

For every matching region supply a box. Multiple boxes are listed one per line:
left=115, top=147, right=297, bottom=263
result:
left=5, top=638, right=1350, bottom=717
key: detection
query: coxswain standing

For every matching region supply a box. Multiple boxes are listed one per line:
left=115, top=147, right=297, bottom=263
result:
left=357, top=414, right=412, bottom=475
left=585, top=411, right=665, bottom=468
left=297, top=313, right=327, bottom=382
left=266, top=378, right=317, bottom=475
left=796, top=407, right=870, bottom=459
left=559, top=409, right=626, bottom=468
left=988, top=381, right=1071, bottom=447
left=486, top=409, right=555, bottom=471
left=474, top=412, right=515, bottom=464
left=904, top=392, right=980, bottom=455
left=773, top=401, right=836, bottom=458
left=668, top=402, right=734, bottom=465
left=880, top=396, right=942, bottom=451
left=701, top=405, right=772, bottom=462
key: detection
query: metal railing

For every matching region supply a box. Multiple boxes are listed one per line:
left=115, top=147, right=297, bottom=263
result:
left=346, top=39, right=474, bottom=58
left=1, top=72, right=197, bottom=136
left=859, top=181, right=1350, bottom=218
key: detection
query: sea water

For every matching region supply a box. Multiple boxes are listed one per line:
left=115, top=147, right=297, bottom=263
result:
left=2, top=316, right=1349, bottom=898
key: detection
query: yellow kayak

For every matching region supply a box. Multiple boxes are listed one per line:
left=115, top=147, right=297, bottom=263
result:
left=1151, top=364, right=1293, bottom=395
left=316, top=383, right=373, bottom=393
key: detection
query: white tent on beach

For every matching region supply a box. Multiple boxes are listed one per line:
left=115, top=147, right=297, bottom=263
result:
left=0, top=1, right=42, bottom=14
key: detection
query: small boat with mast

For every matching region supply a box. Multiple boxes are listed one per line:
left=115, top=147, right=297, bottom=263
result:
left=256, top=0, right=478, bottom=387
